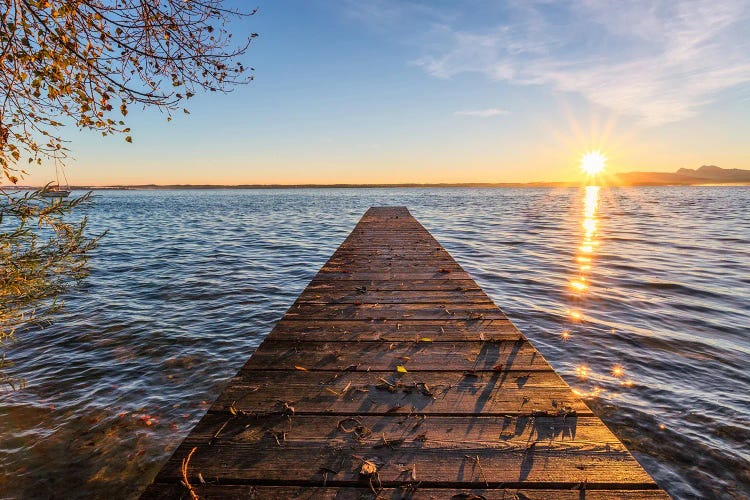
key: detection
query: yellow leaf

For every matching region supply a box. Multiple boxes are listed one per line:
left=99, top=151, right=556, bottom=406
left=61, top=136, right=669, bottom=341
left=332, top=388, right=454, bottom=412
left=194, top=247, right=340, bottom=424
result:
left=360, top=460, right=377, bottom=476
left=396, top=365, right=407, bottom=373
left=419, top=337, right=433, bottom=342
left=294, top=365, right=308, bottom=371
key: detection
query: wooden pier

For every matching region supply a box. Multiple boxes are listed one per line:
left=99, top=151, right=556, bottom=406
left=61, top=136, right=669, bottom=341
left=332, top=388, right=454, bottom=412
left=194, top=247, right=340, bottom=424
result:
left=142, top=207, right=668, bottom=499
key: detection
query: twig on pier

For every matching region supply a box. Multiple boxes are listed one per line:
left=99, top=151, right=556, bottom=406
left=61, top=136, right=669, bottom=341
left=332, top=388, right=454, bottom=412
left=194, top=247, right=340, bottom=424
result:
left=376, top=377, right=398, bottom=393
left=398, top=463, right=417, bottom=481
left=326, top=381, right=352, bottom=398
left=270, top=431, right=286, bottom=446
left=464, top=454, right=489, bottom=487
left=374, top=432, right=404, bottom=449
left=319, top=467, right=338, bottom=486
left=180, top=447, right=199, bottom=499
left=209, top=417, right=232, bottom=446
left=415, top=381, right=435, bottom=398
left=226, top=400, right=296, bottom=420
left=337, top=417, right=372, bottom=440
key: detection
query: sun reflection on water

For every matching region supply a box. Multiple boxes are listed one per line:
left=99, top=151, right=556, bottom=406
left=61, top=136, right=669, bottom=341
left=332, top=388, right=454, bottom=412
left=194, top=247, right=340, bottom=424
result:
left=563, top=185, right=635, bottom=397
left=569, top=186, right=600, bottom=299
left=565, top=184, right=631, bottom=396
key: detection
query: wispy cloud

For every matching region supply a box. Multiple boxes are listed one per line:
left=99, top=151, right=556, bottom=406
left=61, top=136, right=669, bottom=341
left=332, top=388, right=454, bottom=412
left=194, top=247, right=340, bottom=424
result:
left=383, top=0, right=750, bottom=126
left=339, top=0, right=450, bottom=33
left=454, top=108, right=509, bottom=117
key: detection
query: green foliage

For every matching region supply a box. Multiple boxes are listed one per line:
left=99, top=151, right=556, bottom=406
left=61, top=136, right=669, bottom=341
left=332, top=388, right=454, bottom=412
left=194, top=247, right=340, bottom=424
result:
left=1, top=187, right=103, bottom=390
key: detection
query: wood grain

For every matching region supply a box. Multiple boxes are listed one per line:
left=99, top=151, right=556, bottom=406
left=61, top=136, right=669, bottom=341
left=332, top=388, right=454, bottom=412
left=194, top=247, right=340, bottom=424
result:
left=142, top=485, right=670, bottom=499
left=243, top=340, right=551, bottom=372
left=141, top=206, right=666, bottom=498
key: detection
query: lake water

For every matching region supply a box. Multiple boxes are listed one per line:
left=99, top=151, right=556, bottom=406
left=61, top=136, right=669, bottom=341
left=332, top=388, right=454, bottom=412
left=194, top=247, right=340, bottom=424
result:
left=1, top=187, right=748, bottom=499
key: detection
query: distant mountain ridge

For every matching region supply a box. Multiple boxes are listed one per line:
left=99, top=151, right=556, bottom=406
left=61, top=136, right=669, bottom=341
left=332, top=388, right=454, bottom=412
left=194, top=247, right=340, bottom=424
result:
left=614, top=165, right=750, bottom=185
left=676, top=165, right=750, bottom=182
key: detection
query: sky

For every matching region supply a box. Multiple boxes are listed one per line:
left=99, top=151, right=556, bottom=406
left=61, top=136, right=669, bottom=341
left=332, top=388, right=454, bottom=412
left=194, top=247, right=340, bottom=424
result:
left=21, top=0, right=750, bottom=185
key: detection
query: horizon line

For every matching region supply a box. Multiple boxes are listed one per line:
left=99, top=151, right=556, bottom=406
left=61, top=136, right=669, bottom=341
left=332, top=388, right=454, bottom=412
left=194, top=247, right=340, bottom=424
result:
left=4, top=180, right=750, bottom=190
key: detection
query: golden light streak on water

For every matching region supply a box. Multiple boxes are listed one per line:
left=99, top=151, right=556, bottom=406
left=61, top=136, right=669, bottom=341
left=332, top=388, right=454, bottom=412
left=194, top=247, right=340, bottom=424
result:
left=573, top=386, right=605, bottom=398
left=569, top=185, right=600, bottom=297
left=570, top=279, right=588, bottom=291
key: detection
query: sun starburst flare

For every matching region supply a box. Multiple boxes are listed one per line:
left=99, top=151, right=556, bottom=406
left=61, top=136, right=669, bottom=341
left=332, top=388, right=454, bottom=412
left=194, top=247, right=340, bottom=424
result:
left=580, top=151, right=607, bottom=175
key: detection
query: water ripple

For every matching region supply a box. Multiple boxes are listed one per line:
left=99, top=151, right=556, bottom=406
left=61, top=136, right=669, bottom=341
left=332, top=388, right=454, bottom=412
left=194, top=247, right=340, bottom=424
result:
left=1, top=186, right=748, bottom=499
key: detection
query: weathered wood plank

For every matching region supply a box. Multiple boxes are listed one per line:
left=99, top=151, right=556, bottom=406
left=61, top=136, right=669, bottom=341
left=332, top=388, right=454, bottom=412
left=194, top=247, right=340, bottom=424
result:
left=322, top=257, right=462, bottom=266
left=142, top=485, right=670, bottom=500
left=331, top=247, right=450, bottom=253
left=167, top=414, right=621, bottom=447
left=325, top=249, right=456, bottom=257
left=244, top=340, right=550, bottom=372
left=283, top=303, right=505, bottom=321
left=150, top=414, right=644, bottom=488
left=295, top=289, right=494, bottom=304
left=154, top=444, right=655, bottom=487
left=304, top=279, right=483, bottom=291
left=313, top=271, right=474, bottom=280
left=210, top=370, right=591, bottom=416
left=265, top=319, right=522, bottom=342
left=320, top=263, right=465, bottom=274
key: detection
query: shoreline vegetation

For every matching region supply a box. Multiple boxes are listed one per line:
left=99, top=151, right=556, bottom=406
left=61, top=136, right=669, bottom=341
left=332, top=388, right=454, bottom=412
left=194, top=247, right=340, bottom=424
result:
left=4, top=165, right=750, bottom=190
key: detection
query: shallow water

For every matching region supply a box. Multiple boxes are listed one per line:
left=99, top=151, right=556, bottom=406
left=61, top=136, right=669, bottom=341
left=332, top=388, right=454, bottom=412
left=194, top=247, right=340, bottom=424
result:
left=1, top=187, right=748, bottom=499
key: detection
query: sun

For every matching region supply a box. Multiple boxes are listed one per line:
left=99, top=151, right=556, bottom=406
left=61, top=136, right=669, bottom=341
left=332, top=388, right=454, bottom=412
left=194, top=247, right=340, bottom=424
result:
left=580, top=151, right=607, bottom=175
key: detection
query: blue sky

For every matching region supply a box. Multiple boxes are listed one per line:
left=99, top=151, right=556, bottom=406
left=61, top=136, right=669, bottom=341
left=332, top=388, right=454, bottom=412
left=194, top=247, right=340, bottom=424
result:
left=25, top=0, right=750, bottom=185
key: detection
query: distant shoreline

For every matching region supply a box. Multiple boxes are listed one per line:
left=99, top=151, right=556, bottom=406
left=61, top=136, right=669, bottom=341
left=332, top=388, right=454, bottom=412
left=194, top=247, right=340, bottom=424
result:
left=3, top=181, right=750, bottom=190
left=3, top=165, right=749, bottom=190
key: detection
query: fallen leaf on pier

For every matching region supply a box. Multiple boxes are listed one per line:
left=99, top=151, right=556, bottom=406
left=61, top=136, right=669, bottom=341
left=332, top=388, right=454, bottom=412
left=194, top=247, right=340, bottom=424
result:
left=360, top=460, right=378, bottom=476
